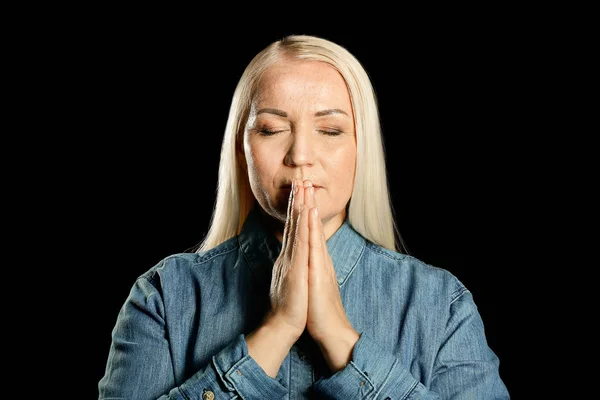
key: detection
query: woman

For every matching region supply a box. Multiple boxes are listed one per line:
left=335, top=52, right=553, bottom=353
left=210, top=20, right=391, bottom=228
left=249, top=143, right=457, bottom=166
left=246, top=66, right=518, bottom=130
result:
left=99, top=34, right=509, bottom=399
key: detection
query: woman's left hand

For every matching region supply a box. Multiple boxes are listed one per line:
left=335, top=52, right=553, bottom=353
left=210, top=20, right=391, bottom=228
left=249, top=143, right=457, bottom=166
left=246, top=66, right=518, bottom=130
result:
left=301, top=179, right=360, bottom=372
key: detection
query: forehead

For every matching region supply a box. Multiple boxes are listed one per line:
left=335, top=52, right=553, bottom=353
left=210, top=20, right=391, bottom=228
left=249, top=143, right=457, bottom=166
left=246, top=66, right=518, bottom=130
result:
left=252, top=59, right=352, bottom=110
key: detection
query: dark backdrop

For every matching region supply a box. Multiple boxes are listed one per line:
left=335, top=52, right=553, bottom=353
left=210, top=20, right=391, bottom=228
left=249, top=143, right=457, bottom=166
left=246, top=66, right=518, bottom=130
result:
left=82, top=21, right=521, bottom=398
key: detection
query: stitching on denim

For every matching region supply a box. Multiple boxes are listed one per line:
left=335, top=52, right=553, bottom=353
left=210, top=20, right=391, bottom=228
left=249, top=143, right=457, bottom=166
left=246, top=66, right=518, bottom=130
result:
left=178, top=386, right=191, bottom=400
left=337, top=239, right=366, bottom=286
left=225, top=356, right=267, bottom=400
left=348, top=360, right=375, bottom=386
left=371, top=357, right=397, bottom=399
left=212, top=355, right=236, bottom=392
left=367, top=245, right=447, bottom=276
left=135, top=274, right=177, bottom=392
left=347, top=361, right=375, bottom=397
left=237, top=236, right=259, bottom=284
left=401, top=379, right=419, bottom=400
left=366, top=243, right=446, bottom=274
left=226, top=355, right=252, bottom=377
left=367, top=244, right=448, bottom=275
left=449, top=281, right=469, bottom=305
left=193, top=241, right=239, bottom=265
left=366, top=242, right=410, bottom=261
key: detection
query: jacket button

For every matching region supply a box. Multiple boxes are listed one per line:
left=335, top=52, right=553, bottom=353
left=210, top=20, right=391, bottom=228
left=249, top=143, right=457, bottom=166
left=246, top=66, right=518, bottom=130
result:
left=202, top=391, right=215, bottom=400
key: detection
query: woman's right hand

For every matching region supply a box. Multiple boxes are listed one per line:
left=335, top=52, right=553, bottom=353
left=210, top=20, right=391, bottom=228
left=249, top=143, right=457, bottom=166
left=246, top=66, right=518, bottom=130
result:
left=265, top=178, right=310, bottom=342
left=246, top=179, right=310, bottom=377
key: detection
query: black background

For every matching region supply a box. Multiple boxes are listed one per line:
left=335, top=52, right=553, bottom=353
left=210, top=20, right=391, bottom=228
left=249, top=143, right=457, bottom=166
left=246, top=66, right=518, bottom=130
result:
left=64, top=14, right=527, bottom=399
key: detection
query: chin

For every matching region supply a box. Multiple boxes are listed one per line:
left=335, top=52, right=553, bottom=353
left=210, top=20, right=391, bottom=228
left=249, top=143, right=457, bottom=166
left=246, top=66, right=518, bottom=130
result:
left=256, top=201, right=287, bottom=224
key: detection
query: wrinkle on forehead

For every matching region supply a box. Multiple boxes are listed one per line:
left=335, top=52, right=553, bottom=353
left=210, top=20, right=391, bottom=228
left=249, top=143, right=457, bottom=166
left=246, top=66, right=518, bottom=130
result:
left=250, top=59, right=352, bottom=119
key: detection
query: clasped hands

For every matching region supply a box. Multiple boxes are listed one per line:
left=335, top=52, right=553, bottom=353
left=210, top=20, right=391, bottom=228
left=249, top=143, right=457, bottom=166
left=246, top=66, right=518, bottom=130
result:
left=266, top=178, right=359, bottom=372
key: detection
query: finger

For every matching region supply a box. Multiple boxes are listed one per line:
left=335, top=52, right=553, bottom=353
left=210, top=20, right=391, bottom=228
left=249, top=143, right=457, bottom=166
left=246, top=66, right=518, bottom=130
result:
left=286, top=179, right=305, bottom=259
left=282, top=179, right=297, bottom=250
left=291, top=203, right=310, bottom=275
left=309, top=206, right=325, bottom=259
left=318, top=206, right=328, bottom=250
left=304, top=180, right=315, bottom=210
left=304, top=182, right=319, bottom=253
left=306, top=181, right=322, bottom=259
left=295, top=179, right=305, bottom=217
left=309, top=206, right=337, bottom=286
left=318, top=210, right=337, bottom=284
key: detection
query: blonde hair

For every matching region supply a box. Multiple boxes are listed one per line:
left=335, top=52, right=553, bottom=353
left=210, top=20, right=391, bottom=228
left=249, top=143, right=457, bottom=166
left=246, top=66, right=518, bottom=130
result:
left=197, top=34, right=406, bottom=253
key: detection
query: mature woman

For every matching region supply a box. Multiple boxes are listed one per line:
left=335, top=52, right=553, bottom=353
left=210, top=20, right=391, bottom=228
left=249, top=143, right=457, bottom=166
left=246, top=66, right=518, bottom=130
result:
left=99, top=35, right=509, bottom=399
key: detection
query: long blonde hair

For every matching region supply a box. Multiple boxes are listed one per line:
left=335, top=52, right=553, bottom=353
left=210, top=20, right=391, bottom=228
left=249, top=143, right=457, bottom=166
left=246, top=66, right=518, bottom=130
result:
left=197, top=34, right=406, bottom=253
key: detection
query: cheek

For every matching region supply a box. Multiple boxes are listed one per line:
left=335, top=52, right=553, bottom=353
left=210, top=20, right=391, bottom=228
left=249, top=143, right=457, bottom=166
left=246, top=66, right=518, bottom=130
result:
left=244, top=141, right=277, bottom=187
left=329, top=145, right=356, bottom=190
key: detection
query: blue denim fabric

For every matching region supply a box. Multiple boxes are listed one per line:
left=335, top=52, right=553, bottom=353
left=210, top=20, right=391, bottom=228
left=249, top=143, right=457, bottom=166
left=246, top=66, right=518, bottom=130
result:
left=99, top=206, right=509, bottom=399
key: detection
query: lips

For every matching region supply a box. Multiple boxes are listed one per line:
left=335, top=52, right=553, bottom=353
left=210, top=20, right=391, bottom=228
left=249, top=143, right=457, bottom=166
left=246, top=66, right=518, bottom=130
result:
left=281, top=182, right=323, bottom=189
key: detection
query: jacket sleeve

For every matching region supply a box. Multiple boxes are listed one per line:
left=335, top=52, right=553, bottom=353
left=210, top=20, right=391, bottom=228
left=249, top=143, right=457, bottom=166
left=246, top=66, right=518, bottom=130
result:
left=98, top=276, right=288, bottom=400
left=312, top=288, right=510, bottom=399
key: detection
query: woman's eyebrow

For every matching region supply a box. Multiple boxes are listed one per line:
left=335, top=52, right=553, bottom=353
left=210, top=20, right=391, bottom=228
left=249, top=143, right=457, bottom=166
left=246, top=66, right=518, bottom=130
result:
left=314, top=109, right=349, bottom=117
left=256, top=108, right=287, bottom=117
left=256, top=108, right=349, bottom=117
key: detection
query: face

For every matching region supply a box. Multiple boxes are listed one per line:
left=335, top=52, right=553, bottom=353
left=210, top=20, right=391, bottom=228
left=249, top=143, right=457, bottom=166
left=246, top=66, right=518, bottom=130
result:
left=243, top=58, right=357, bottom=239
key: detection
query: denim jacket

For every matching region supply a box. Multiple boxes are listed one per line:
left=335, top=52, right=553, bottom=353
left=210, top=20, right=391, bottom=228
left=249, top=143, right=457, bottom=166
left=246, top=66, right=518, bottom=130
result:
left=99, top=206, right=509, bottom=399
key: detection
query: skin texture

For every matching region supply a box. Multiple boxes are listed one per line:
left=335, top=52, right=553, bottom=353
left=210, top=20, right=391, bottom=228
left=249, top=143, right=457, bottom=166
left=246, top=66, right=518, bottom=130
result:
left=243, top=58, right=360, bottom=377
left=243, top=57, right=357, bottom=242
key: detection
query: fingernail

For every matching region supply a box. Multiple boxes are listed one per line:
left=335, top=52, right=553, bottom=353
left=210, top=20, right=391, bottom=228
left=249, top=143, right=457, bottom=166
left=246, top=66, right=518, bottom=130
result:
left=313, top=207, right=318, bottom=216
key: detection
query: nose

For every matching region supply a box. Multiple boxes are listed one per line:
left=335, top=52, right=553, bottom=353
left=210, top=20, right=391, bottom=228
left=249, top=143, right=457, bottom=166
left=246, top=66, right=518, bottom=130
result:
left=284, top=130, right=315, bottom=167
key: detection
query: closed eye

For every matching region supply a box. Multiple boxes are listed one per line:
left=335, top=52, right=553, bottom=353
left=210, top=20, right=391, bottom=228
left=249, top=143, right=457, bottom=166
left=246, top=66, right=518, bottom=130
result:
left=257, top=129, right=344, bottom=136
left=320, top=129, right=343, bottom=136
left=258, top=129, right=286, bottom=136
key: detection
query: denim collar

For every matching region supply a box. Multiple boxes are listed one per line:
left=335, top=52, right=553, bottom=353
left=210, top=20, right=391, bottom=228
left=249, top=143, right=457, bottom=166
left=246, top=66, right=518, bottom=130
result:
left=238, top=204, right=366, bottom=291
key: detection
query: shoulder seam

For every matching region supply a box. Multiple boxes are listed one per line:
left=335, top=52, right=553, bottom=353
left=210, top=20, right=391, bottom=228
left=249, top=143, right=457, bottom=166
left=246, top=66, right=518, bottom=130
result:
left=365, top=242, right=408, bottom=261
left=450, top=284, right=469, bottom=304
left=366, top=242, right=431, bottom=268
left=193, top=241, right=239, bottom=265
